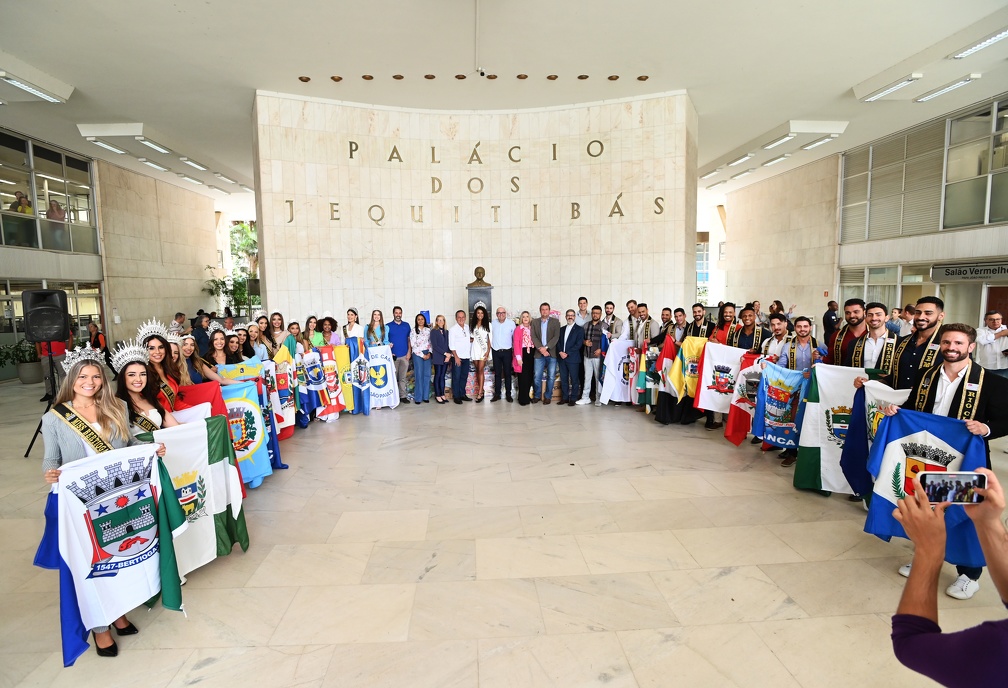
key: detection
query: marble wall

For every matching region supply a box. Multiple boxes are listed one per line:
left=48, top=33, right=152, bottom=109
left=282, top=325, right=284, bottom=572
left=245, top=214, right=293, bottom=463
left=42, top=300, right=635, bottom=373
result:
left=724, top=156, right=840, bottom=322
left=253, top=91, right=697, bottom=322
left=96, top=161, right=218, bottom=343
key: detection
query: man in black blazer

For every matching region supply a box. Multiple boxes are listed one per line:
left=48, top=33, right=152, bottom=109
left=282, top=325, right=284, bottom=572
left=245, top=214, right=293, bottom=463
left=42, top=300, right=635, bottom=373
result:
left=557, top=309, right=585, bottom=406
left=530, top=302, right=561, bottom=404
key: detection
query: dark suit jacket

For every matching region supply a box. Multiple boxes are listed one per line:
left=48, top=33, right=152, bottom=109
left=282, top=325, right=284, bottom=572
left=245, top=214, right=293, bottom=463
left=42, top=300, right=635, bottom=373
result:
left=558, top=323, right=585, bottom=361
left=531, top=317, right=561, bottom=358
left=901, top=363, right=1008, bottom=464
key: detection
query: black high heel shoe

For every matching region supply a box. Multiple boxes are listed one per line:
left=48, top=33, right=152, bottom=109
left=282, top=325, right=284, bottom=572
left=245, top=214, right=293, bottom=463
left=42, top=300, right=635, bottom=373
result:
left=113, top=619, right=138, bottom=636
left=93, top=632, right=118, bottom=657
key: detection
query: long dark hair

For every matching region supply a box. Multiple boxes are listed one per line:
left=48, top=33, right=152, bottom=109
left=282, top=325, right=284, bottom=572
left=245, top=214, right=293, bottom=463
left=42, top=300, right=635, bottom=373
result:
left=203, top=330, right=227, bottom=368
left=716, top=302, right=737, bottom=329
left=115, top=362, right=168, bottom=419
left=470, top=305, right=489, bottom=332
left=145, top=334, right=182, bottom=384
left=225, top=334, right=243, bottom=364
left=414, top=313, right=428, bottom=334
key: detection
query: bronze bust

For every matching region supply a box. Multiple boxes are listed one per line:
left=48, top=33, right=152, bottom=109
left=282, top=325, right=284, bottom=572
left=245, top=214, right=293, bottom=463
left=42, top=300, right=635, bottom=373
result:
left=467, top=266, right=491, bottom=287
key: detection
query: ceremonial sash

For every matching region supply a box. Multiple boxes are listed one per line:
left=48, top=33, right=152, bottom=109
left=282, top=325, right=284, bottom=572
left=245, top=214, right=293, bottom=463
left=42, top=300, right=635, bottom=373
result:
left=129, top=409, right=160, bottom=435
left=160, top=379, right=176, bottom=409
left=892, top=328, right=941, bottom=384
left=688, top=321, right=712, bottom=338
left=50, top=403, right=114, bottom=454
left=782, top=337, right=818, bottom=370
left=727, top=325, right=765, bottom=349
left=913, top=363, right=984, bottom=421
left=831, top=325, right=849, bottom=364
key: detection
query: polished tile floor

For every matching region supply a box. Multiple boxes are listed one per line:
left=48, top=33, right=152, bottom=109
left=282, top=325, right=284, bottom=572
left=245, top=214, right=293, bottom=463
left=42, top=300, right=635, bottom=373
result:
left=3, top=380, right=1007, bottom=687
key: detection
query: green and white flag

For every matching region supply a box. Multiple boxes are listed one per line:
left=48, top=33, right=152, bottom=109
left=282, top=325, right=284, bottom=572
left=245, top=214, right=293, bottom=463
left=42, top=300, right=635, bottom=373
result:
left=794, top=363, right=866, bottom=494
left=141, top=415, right=249, bottom=578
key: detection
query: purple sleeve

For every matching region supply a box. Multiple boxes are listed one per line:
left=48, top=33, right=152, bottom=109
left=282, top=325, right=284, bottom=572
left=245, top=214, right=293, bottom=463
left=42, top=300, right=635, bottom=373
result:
left=891, top=614, right=1008, bottom=687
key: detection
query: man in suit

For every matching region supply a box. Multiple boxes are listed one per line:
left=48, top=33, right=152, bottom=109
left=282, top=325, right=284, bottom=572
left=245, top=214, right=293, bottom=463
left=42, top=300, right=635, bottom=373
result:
left=884, top=322, right=1008, bottom=600
left=557, top=309, right=585, bottom=406
left=531, top=302, right=561, bottom=404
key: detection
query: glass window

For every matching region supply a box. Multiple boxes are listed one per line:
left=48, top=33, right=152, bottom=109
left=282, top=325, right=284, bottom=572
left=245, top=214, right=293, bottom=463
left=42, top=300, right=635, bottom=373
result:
left=0, top=166, right=32, bottom=214
left=32, top=145, right=63, bottom=177
left=868, top=266, right=898, bottom=284
left=949, top=109, right=992, bottom=145
left=840, top=285, right=863, bottom=303
left=943, top=177, right=988, bottom=229
left=35, top=173, right=69, bottom=223
left=65, top=186, right=92, bottom=226
left=70, top=224, right=99, bottom=254
left=901, top=265, right=930, bottom=284
left=946, top=140, right=990, bottom=182
left=0, top=132, right=28, bottom=168
left=996, top=101, right=1008, bottom=133
left=866, top=285, right=897, bottom=307
left=990, top=171, right=1008, bottom=225
left=65, top=156, right=90, bottom=186
left=695, top=242, right=709, bottom=283
left=0, top=213, right=39, bottom=248
left=993, top=132, right=1008, bottom=172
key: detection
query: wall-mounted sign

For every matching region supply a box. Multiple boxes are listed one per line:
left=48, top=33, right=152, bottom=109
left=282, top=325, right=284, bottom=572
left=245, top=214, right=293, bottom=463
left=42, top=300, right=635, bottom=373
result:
left=930, top=262, right=1008, bottom=282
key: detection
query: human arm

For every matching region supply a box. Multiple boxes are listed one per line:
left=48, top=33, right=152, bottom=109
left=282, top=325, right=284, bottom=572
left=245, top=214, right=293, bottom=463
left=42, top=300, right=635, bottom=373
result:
left=161, top=409, right=180, bottom=428
left=966, top=468, right=1008, bottom=605
left=892, top=476, right=947, bottom=624
left=196, top=359, right=239, bottom=385
left=41, top=414, right=63, bottom=478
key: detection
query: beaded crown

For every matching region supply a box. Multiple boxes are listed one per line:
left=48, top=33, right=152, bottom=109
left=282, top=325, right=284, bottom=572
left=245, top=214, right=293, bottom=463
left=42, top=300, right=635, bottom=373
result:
left=250, top=310, right=267, bottom=323
left=61, top=344, right=106, bottom=373
left=136, top=318, right=169, bottom=344
left=111, top=338, right=150, bottom=373
left=234, top=322, right=249, bottom=332
left=207, top=321, right=225, bottom=336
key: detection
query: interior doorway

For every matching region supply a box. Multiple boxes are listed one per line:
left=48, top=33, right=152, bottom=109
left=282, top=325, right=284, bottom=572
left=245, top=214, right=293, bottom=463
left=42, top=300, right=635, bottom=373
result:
left=986, top=285, right=1008, bottom=317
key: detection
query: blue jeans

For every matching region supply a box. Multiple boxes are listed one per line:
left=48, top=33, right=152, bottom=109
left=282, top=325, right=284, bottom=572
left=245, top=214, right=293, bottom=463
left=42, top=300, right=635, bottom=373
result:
left=451, top=358, right=470, bottom=399
left=433, top=363, right=448, bottom=397
left=558, top=355, right=581, bottom=401
left=533, top=356, right=557, bottom=400
left=412, top=354, right=432, bottom=401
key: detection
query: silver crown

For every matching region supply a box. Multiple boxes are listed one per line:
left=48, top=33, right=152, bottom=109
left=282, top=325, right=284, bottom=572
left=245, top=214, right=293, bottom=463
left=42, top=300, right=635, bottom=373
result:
left=166, top=333, right=182, bottom=345
left=306, top=311, right=317, bottom=319
left=111, top=337, right=149, bottom=373
left=62, top=344, right=106, bottom=373
left=475, top=301, right=487, bottom=310
left=250, top=310, right=267, bottom=322
left=321, top=310, right=333, bottom=319
left=234, top=322, right=249, bottom=331
left=224, top=329, right=237, bottom=337
left=207, top=321, right=225, bottom=336
left=179, top=332, right=195, bottom=342
left=137, top=318, right=169, bottom=344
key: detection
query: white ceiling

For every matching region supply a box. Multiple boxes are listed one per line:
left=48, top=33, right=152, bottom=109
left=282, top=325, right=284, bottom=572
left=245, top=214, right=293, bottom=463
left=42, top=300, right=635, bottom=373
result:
left=2, top=0, right=1008, bottom=218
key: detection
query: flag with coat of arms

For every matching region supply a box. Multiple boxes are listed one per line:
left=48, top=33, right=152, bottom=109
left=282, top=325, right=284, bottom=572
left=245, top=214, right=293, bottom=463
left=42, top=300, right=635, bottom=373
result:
left=840, top=380, right=911, bottom=499
left=221, top=381, right=273, bottom=488
left=693, top=342, right=748, bottom=414
left=367, top=344, right=400, bottom=409
left=346, top=337, right=370, bottom=415
left=752, top=361, right=808, bottom=448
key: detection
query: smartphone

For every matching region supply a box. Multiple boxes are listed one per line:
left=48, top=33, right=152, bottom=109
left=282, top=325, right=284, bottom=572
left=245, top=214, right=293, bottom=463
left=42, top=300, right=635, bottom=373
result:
left=917, top=471, right=986, bottom=504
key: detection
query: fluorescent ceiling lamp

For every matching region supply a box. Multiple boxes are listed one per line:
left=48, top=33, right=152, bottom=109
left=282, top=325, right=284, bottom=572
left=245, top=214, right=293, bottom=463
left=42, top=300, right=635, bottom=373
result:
left=699, top=170, right=718, bottom=180
left=36, top=173, right=64, bottom=183
left=135, top=137, right=172, bottom=154
left=0, top=72, right=63, bottom=103
left=239, top=185, right=254, bottom=193
left=86, top=137, right=127, bottom=154
left=727, top=153, right=753, bottom=167
left=214, top=173, right=237, bottom=184
left=180, top=157, right=207, bottom=171
left=862, top=73, right=922, bottom=102
left=762, top=134, right=795, bottom=149
left=731, top=169, right=754, bottom=180
left=801, top=134, right=839, bottom=150
left=950, top=28, right=1008, bottom=59
left=208, top=185, right=231, bottom=195
left=762, top=154, right=791, bottom=167
left=0, top=177, right=15, bottom=185
left=706, top=180, right=726, bottom=190
left=178, top=173, right=203, bottom=185
left=915, top=74, right=981, bottom=103
left=138, top=157, right=169, bottom=172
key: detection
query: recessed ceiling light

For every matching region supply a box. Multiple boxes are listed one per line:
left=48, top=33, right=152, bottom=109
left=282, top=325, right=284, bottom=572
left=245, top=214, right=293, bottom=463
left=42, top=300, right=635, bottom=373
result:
left=424, top=74, right=436, bottom=80
left=298, top=76, right=310, bottom=83
left=214, top=173, right=237, bottom=184
left=138, top=157, right=169, bottom=172
left=207, top=185, right=231, bottom=195
left=801, top=134, right=839, bottom=150
left=637, top=75, right=649, bottom=81
left=546, top=75, right=558, bottom=80
left=730, top=168, right=754, bottom=180
left=455, top=74, right=466, bottom=80
left=180, top=157, right=207, bottom=171
left=762, top=134, right=795, bottom=150
left=86, top=137, right=126, bottom=154
left=706, top=180, right=727, bottom=190
left=577, top=74, right=589, bottom=80
left=608, top=75, right=619, bottom=81
left=135, top=136, right=172, bottom=154
left=486, top=74, right=497, bottom=80
left=393, top=74, right=404, bottom=80
left=239, top=184, right=254, bottom=193
left=862, top=73, right=922, bottom=102
left=362, top=74, right=373, bottom=80
left=699, top=170, right=718, bottom=180
left=762, top=154, right=791, bottom=167
left=914, top=74, right=981, bottom=103
left=517, top=74, right=528, bottom=80
left=330, top=76, right=342, bottom=82
left=177, top=173, right=203, bottom=185
left=36, top=173, right=64, bottom=183
left=949, top=27, right=1008, bottom=59
left=727, top=153, right=753, bottom=167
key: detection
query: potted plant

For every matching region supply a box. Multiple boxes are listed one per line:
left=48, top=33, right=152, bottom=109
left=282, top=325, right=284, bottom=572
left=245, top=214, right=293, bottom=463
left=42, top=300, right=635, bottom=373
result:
left=0, top=338, right=44, bottom=384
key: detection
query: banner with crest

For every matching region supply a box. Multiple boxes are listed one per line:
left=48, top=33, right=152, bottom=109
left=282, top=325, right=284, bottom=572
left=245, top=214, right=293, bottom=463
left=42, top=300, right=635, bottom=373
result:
left=221, top=381, right=273, bottom=488
left=840, top=380, right=911, bottom=499
left=600, top=338, right=634, bottom=404
left=367, top=344, right=400, bottom=409
left=693, top=342, right=747, bottom=414
left=752, top=361, right=809, bottom=448
left=314, top=345, right=347, bottom=421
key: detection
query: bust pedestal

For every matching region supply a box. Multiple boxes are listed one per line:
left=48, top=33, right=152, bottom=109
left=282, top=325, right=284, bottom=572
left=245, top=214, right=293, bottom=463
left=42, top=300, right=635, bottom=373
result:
left=467, top=286, right=492, bottom=320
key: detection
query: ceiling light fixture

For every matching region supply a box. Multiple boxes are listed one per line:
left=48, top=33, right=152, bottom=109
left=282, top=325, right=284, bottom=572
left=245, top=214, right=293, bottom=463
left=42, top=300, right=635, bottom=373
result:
left=0, top=177, right=15, bottom=185
left=180, top=157, right=207, bottom=171
left=762, top=154, right=791, bottom=167
left=762, top=134, right=795, bottom=149
left=298, top=76, right=310, bottom=83
left=362, top=74, right=373, bottom=80
left=214, top=173, right=237, bottom=184
left=608, top=75, right=619, bottom=81
left=424, top=74, right=435, bottom=80
left=239, top=185, right=254, bottom=193
left=546, top=75, right=558, bottom=80
left=731, top=169, right=754, bottom=180
left=727, top=153, right=753, bottom=167
left=486, top=74, right=497, bottom=79
left=517, top=74, right=528, bottom=79
left=331, top=76, right=342, bottom=82
left=949, top=28, right=1008, bottom=59
left=801, top=134, right=839, bottom=150
left=577, top=74, right=589, bottom=80
left=393, top=74, right=404, bottom=80
left=862, top=73, right=922, bottom=102
left=35, top=173, right=64, bottom=183
left=637, top=76, right=649, bottom=81
left=177, top=173, right=203, bottom=185
left=138, top=157, right=169, bottom=172
left=0, top=71, right=64, bottom=103
left=207, top=185, right=231, bottom=195
left=699, top=170, right=718, bottom=180
left=706, top=180, right=727, bottom=190
left=455, top=74, right=466, bottom=80
left=914, top=73, right=981, bottom=103
left=135, top=137, right=172, bottom=154
left=86, top=137, right=127, bottom=154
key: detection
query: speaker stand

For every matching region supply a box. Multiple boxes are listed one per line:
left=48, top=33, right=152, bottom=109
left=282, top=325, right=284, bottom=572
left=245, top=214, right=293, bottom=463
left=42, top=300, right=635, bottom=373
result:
left=24, top=350, right=58, bottom=458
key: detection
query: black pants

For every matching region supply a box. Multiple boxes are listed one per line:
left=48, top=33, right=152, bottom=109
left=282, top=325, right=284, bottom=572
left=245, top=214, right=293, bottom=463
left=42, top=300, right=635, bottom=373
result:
left=957, top=565, right=983, bottom=581
left=433, top=363, right=448, bottom=397
left=516, top=347, right=535, bottom=404
left=493, top=348, right=513, bottom=398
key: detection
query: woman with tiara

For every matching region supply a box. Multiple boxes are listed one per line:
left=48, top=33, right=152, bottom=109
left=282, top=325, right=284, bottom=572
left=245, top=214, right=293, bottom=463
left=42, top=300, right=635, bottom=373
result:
left=112, top=339, right=180, bottom=436
left=235, top=323, right=255, bottom=360
left=41, top=344, right=166, bottom=658
left=343, top=307, right=365, bottom=340
left=365, top=309, right=389, bottom=349
left=224, top=331, right=243, bottom=364
left=203, top=324, right=230, bottom=369
left=320, top=313, right=342, bottom=346
left=303, top=313, right=325, bottom=348
left=268, top=312, right=286, bottom=351
left=138, top=319, right=190, bottom=411
left=247, top=323, right=269, bottom=360
left=470, top=304, right=491, bottom=402
left=179, top=333, right=237, bottom=386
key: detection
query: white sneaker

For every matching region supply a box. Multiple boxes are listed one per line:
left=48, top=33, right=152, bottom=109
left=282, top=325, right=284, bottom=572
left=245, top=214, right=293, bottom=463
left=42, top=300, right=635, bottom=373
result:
left=575, top=398, right=591, bottom=405
left=945, top=574, right=980, bottom=600
left=898, top=563, right=912, bottom=578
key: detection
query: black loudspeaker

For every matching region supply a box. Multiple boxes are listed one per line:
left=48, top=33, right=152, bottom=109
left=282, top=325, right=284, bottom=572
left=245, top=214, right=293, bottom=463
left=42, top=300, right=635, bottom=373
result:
left=22, top=289, right=70, bottom=343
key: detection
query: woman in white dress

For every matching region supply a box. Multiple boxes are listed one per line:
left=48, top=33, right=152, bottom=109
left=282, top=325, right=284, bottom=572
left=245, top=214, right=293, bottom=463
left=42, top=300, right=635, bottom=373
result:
left=343, top=307, right=365, bottom=340
left=470, top=305, right=491, bottom=402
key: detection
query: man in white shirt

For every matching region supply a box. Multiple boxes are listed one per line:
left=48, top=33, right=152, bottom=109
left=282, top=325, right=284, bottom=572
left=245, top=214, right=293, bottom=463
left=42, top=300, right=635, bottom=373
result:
left=976, top=310, right=1008, bottom=377
left=899, top=303, right=915, bottom=337
left=761, top=313, right=792, bottom=361
left=490, top=306, right=517, bottom=402
left=574, top=297, right=590, bottom=327
left=167, top=312, right=191, bottom=336
left=448, top=310, right=472, bottom=404
left=601, top=301, right=623, bottom=343
left=844, top=301, right=897, bottom=368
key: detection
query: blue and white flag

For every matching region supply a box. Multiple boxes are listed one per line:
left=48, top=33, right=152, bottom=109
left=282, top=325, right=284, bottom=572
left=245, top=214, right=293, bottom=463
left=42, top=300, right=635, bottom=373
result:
left=865, top=409, right=987, bottom=567
left=366, top=344, right=400, bottom=409
left=347, top=337, right=370, bottom=415
left=221, top=381, right=273, bottom=488
left=752, top=362, right=808, bottom=448
left=840, top=381, right=910, bottom=498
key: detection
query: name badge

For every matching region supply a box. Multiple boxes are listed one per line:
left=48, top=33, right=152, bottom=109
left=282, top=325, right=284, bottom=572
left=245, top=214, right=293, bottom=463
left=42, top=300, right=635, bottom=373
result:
left=927, top=343, right=940, bottom=351
left=965, top=383, right=980, bottom=391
